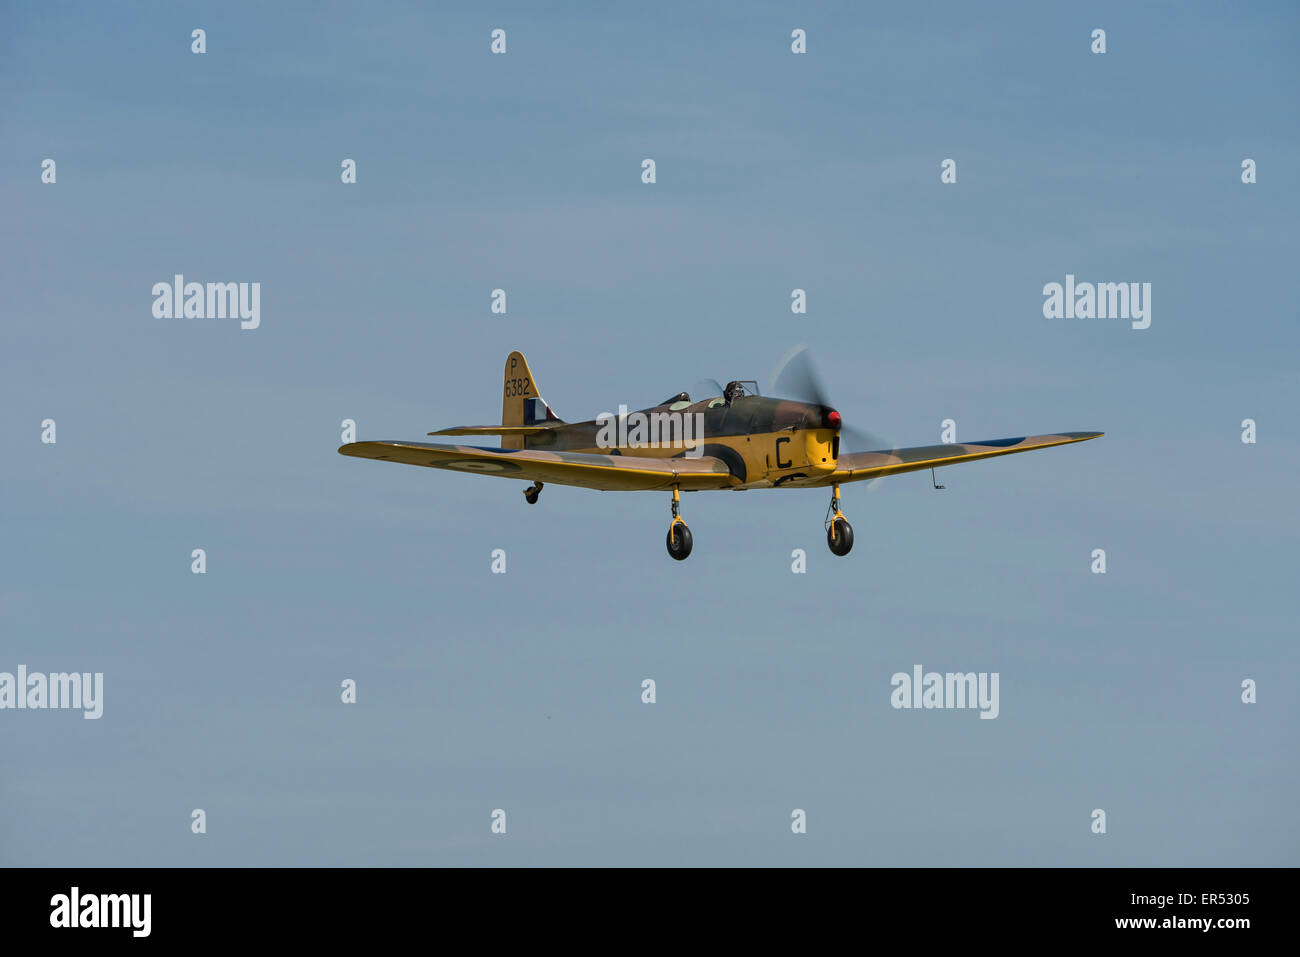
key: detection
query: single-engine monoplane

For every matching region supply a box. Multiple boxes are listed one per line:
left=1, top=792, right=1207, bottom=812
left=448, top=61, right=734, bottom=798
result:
left=339, top=350, right=1102, bottom=560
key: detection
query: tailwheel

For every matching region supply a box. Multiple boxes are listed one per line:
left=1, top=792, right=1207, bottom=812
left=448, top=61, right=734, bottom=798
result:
left=824, top=483, right=853, bottom=557
left=666, top=485, right=692, bottom=560
left=523, top=481, right=543, bottom=505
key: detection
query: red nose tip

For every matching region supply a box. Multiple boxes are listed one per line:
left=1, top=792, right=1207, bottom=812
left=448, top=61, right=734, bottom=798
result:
left=827, top=410, right=841, bottom=429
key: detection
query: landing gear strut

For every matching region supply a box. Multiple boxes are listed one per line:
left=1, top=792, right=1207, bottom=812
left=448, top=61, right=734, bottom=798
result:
left=825, top=483, right=853, bottom=556
left=666, top=486, right=693, bottom=560
left=523, top=481, right=543, bottom=505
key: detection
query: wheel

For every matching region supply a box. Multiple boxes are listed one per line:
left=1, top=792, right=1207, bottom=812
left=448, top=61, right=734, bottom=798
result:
left=524, top=487, right=539, bottom=505
left=666, top=521, right=693, bottom=560
left=827, top=517, right=853, bottom=556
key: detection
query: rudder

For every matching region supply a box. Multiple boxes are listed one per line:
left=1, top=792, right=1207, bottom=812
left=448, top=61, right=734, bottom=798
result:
left=501, top=351, right=559, bottom=448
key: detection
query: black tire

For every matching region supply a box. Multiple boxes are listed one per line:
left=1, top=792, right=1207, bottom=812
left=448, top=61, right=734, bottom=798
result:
left=827, top=517, right=854, bottom=556
left=524, top=488, right=539, bottom=505
left=666, top=522, right=693, bottom=560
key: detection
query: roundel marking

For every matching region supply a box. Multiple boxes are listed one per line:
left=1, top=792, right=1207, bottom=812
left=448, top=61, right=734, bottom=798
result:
left=434, top=458, right=525, bottom=473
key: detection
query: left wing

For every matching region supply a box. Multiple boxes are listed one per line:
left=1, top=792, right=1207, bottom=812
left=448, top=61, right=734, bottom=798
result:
left=827, top=431, right=1102, bottom=485
left=338, top=441, right=737, bottom=491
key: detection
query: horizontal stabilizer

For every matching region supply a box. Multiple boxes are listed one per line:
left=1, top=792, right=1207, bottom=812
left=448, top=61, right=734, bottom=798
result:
left=428, top=425, right=561, bottom=436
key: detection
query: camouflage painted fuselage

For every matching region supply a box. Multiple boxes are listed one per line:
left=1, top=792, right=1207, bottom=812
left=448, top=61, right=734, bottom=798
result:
left=524, top=395, right=839, bottom=489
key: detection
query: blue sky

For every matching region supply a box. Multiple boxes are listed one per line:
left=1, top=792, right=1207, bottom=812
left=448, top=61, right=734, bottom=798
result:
left=2, top=1, right=1297, bottom=865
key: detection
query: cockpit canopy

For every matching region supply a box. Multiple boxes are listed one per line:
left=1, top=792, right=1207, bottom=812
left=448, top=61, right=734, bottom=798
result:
left=723, top=380, right=760, bottom=404
left=665, top=380, right=762, bottom=408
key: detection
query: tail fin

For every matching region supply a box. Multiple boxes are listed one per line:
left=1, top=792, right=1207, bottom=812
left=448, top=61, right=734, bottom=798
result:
left=501, top=351, right=560, bottom=448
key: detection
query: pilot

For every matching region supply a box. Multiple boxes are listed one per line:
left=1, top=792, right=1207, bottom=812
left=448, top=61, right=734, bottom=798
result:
left=724, top=381, right=745, bottom=406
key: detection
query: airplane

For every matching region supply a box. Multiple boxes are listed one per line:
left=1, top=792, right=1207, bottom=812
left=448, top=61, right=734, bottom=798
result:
left=338, top=349, right=1102, bottom=561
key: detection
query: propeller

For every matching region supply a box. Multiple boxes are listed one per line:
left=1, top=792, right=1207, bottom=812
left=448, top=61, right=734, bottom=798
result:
left=769, top=344, right=898, bottom=489
left=770, top=344, right=831, bottom=409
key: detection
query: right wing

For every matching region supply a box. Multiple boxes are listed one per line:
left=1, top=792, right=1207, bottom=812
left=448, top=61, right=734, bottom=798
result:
left=339, top=441, right=737, bottom=491
left=829, top=431, right=1103, bottom=485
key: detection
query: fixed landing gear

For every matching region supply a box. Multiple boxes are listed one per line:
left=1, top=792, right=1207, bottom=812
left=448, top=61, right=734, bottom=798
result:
left=825, top=483, right=854, bottom=557
left=666, top=486, right=693, bottom=560
left=523, top=481, right=543, bottom=505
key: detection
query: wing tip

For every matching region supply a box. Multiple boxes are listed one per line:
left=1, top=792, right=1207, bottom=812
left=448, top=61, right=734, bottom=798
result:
left=338, top=441, right=394, bottom=456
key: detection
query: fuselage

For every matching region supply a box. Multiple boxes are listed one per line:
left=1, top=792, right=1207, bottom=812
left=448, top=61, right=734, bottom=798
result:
left=525, top=394, right=840, bottom=489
